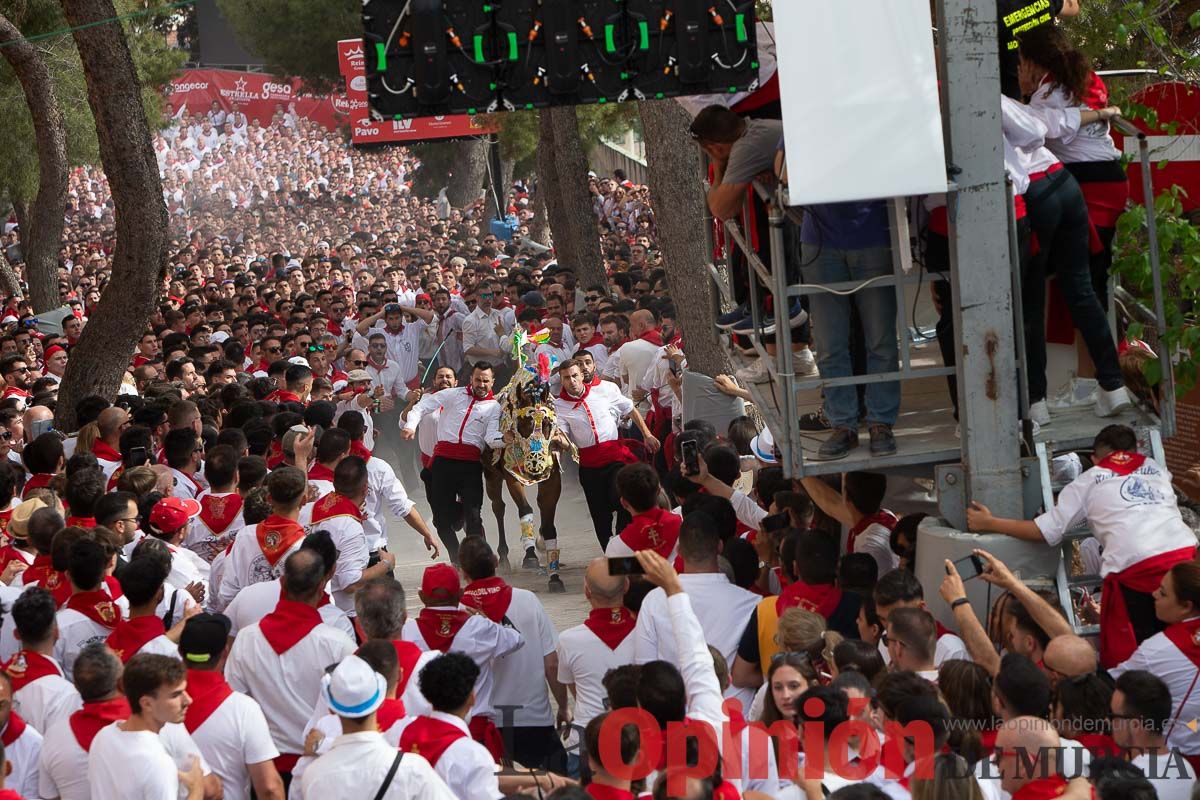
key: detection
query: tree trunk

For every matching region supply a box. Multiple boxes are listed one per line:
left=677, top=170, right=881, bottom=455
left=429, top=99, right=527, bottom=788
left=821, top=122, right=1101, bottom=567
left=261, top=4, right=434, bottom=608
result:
left=0, top=252, right=23, bottom=300
left=639, top=100, right=729, bottom=377
left=446, top=138, right=488, bottom=209
left=538, top=106, right=606, bottom=288
left=0, top=14, right=68, bottom=315
left=57, top=0, right=169, bottom=431
left=484, top=145, right=513, bottom=221
left=528, top=177, right=551, bottom=245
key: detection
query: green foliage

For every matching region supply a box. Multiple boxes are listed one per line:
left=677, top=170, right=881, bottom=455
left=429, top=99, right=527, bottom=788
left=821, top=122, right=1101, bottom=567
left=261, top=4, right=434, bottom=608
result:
left=215, top=0, right=359, bottom=92
left=0, top=0, right=183, bottom=207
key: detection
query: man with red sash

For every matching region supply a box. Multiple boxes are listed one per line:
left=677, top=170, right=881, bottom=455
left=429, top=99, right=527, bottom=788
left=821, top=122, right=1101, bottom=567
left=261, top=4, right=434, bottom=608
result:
left=185, top=444, right=244, bottom=563
left=217, top=466, right=310, bottom=610
left=106, top=557, right=180, bottom=664
left=553, top=359, right=659, bottom=552
left=90, top=407, right=129, bottom=480
left=401, top=563, right=523, bottom=763
left=226, top=548, right=356, bottom=786
left=354, top=578, right=440, bottom=719
left=605, top=463, right=681, bottom=560
left=801, top=471, right=899, bottom=577
left=401, top=363, right=501, bottom=564
left=180, top=613, right=284, bottom=800
left=557, top=559, right=637, bottom=732
left=459, top=536, right=567, bottom=771
left=996, top=716, right=1070, bottom=800
left=54, top=537, right=125, bottom=676
left=308, top=457, right=396, bottom=614
left=969, top=424, right=1198, bottom=667
left=3, top=588, right=79, bottom=734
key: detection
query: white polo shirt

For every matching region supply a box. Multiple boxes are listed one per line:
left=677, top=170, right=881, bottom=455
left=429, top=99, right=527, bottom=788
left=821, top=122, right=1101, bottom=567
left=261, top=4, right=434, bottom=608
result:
left=368, top=320, right=425, bottom=383
left=1112, top=622, right=1200, bottom=755
left=225, top=618, right=356, bottom=756
left=401, top=607, right=523, bottom=720
left=187, top=687, right=280, bottom=800
left=392, top=712, right=502, bottom=800
left=556, top=617, right=637, bottom=729
left=366, top=358, right=409, bottom=400
left=224, top=578, right=355, bottom=642
left=88, top=722, right=206, bottom=800
left=490, top=587, right=558, bottom=728
left=363, top=455, right=416, bottom=553
left=300, top=731, right=456, bottom=800
left=1132, top=751, right=1196, bottom=800
left=170, top=467, right=205, bottom=502
left=8, top=653, right=81, bottom=735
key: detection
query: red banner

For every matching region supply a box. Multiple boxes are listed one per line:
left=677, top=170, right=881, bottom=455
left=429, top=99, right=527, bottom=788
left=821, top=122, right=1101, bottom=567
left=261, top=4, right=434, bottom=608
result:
left=1115, top=81, right=1200, bottom=212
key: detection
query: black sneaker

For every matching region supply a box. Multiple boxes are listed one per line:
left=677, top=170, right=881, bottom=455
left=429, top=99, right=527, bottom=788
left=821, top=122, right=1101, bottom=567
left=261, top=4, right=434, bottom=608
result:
left=869, top=424, right=897, bottom=455
left=798, top=408, right=832, bottom=431
left=817, top=427, right=859, bottom=460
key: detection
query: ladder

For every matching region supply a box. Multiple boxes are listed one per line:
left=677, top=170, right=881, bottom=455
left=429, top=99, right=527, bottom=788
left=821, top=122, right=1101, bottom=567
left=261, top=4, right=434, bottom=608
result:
left=1046, top=427, right=1168, bottom=637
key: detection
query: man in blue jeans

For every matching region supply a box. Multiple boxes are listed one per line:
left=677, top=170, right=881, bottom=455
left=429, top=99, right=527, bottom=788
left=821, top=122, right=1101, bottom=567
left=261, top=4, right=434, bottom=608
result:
left=802, top=201, right=899, bottom=459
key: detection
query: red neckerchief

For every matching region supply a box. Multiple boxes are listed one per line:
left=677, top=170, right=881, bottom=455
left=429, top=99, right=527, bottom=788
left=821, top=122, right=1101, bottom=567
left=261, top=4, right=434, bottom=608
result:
left=777, top=581, right=844, bottom=619
left=393, top=640, right=423, bottom=694
left=468, top=386, right=495, bottom=401
left=0, top=507, right=11, bottom=544
left=376, top=697, right=407, bottom=732
left=713, top=782, right=740, bottom=800
left=310, top=493, right=363, bottom=525
left=583, top=607, right=637, bottom=650
left=587, top=786, right=636, bottom=800
left=22, top=554, right=59, bottom=590
left=267, top=441, right=285, bottom=469
left=846, top=510, right=899, bottom=555
left=1, top=712, right=26, bottom=746
left=1166, top=617, right=1200, bottom=670
left=559, top=384, right=591, bottom=403
left=199, top=493, right=243, bottom=534
left=461, top=576, right=513, bottom=623
left=1102, top=547, right=1196, bottom=668
left=3, top=650, right=63, bottom=691
left=266, top=389, right=303, bottom=405
left=65, top=516, right=96, bottom=529
left=92, top=440, right=121, bottom=463
left=617, top=508, right=681, bottom=558
left=1082, top=72, right=1109, bottom=110
left=638, top=328, right=663, bottom=346
left=106, top=466, right=124, bottom=491
left=22, top=473, right=54, bottom=499
left=184, top=669, right=234, bottom=732
left=307, top=463, right=335, bottom=483
left=1011, top=775, right=1068, bottom=800
left=69, top=697, right=130, bottom=752
left=1073, top=732, right=1120, bottom=758
left=399, top=715, right=467, bottom=767
left=1095, top=450, right=1147, bottom=476
left=259, top=598, right=323, bottom=654
left=607, top=338, right=628, bottom=356
left=255, top=515, right=306, bottom=568
left=106, top=616, right=166, bottom=663
left=415, top=607, right=470, bottom=652
left=65, top=590, right=120, bottom=629
left=582, top=333, right=604, bottom=348
left=979, top=728, right=999, bottom=756
left=349, top=440, right=373, bottom=461
left=0, top=387, right=30, bottom=399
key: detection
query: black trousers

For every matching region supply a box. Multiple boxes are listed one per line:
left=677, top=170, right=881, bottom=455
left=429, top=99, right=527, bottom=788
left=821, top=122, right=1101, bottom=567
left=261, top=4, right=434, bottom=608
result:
left=501, top=725, right=568, bottom=773
left=578, top=462, right=630, bottom=550
left=1121, top=584, right=1168, bottom=646
left=429, top=456, right=484, bottom=563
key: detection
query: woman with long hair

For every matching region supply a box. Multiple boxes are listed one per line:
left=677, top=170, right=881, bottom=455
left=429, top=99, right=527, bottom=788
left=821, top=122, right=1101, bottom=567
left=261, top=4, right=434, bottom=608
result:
left=938, top=660, right=1001, bottom=766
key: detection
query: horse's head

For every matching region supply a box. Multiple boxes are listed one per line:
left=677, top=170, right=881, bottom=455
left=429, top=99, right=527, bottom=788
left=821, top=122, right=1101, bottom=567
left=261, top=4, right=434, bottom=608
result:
left=505, top=382, right=557, bottom=483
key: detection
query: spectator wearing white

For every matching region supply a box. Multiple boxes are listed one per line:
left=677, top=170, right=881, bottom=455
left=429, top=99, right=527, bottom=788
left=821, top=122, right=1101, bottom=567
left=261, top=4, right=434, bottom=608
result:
left=460, top=284, right=512, bottom=384
left=616, top=309, right=662, bottom=413
left=225, top=548, right=356, bottom=781
left=430, top=289, right=465, bottom=374
left=178, top=613, right=284, bottom=800
left=187, top=445, right=245, bottom=563
left=223, top=532, right=356, bottom=642
left=2, top=588, right=80, bottom=735
left=969, top=424, right=1199, bottom=668
left=145, top=497, right=211, bottom=599
left=87, top=653, right=207, bottom=800
left=362, top=333, right=409, bottom=402
left=308, top=457, right=396, bottom=614
left=801, top=471, right=899, bottom=577
left=995, top=716, right=1069, bottom=800
left=633, top=511, right=760, bottom=714
left=1110, top=670, right=1197, bottom=800
left=354, top=578, right=438, bottom=719
left=884, top=607, right=940, bottom=683
left=162, top=428, right=205, bottom=502
left=357, top=302, right=433, bottom=390
left=105, top=556, right=183, bottom=664
left=88, top=407, right=128, bottom=480
left=54, top=538, right=126, bottom=676
left=873, top=568, right=969, bottom=668
left=556, top=558, right=636, bottom=731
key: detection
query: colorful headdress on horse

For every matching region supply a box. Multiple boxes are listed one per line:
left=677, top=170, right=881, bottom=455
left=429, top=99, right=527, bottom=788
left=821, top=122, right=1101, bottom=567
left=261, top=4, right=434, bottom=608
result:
left=511, top=325, right=558, bottom=379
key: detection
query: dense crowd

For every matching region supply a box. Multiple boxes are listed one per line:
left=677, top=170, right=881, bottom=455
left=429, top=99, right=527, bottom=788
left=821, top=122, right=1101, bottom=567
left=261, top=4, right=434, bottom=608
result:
left=0, top=4, right=1193, bottom=800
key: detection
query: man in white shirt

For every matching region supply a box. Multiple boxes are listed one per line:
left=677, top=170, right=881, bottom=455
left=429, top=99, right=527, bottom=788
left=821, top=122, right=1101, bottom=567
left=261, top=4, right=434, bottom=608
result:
left=225, top=549, right=356, bottom=782
left=88, top=653, right=207, bottom=800
left=303, top=654, right=455, bottom=800
left=3, top=587, right=80, bottom=734
left=354, top=578, right=438, bottom=718
left=178, top=613, right=285, bottom=800
left=556, top=558, right=636, bottom=731
left=145, top=496, right=211, bottom=599
left=163, top=428, right=205, bottom=502
left=801, top=471, right=899, bottom=577
left=54, top=538, right=125, bottom=676
left=1110, top=669, right=1197, bottom=800
left=0, top=669, right=42, bottom=799
left=105, top=556, right=182, bottom=664
left=613, top=309, right=661, bottom=411
left=401, top=364, right=501, bottom=563
left=457, top=537, right=566, bottom=771
left=884, top=607, right=942, bottom=684
left=460, top=286, right=511, bottom=386
left=430, top=288, right=465, bottom=374
left=874, top=568, right=969, bottom=667
left=186, top=444, right=244, bottom=563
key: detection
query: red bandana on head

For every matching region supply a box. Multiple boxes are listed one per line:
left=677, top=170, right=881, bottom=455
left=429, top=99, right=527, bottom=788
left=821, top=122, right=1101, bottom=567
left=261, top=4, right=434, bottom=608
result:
left=461, top=576, right=513, bottom=623
left=255, top=516, right=306, bottom=568
left=583, top=607, right=637, bottom=650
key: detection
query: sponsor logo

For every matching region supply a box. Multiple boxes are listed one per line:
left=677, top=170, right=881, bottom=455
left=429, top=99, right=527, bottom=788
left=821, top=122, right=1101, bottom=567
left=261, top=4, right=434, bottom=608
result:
left=172, top=81, right=210, bottom=93
left=350, top=75, right=367, bottom=91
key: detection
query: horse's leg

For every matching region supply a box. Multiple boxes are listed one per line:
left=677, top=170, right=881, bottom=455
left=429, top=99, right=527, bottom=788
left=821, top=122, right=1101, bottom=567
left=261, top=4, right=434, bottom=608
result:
left=540, top=464, right=565, bottom=592
left=503, top=474, right=536, bottom=571
left=482, top=456, right=510, bottom=572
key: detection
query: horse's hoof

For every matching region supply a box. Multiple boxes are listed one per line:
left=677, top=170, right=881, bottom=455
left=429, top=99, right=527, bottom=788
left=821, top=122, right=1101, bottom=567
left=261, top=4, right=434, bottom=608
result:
left=548, top=575, right=566, bottom=593
left=522, top=548, right=540, bottom=570
left=498, top=555, right=512, bottom=575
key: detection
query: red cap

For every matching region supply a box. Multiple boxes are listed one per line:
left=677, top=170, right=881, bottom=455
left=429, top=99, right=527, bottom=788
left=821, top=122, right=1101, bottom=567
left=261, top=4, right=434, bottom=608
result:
left=42, top=345, right=66, bottom=361
left=421, top=563, right=460, bottom=600
left=149, top=497, right=201, bottom=534
left=415, top=293, right=431, bottom=303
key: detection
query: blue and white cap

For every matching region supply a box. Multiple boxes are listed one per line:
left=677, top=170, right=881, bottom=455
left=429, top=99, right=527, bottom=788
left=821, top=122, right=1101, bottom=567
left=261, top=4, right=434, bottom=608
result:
left=750, top=426, right=777, bottom=465
left=322, top=655, right=386, bottom=718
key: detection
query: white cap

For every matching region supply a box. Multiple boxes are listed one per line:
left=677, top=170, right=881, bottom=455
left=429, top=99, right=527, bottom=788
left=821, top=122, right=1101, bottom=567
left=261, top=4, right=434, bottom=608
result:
left=210, top=331, right=230, bottom=344
left=750, top=426, right=777, bottom=464
left=287, top=356, right=309, bottom=367
left=322, top=655, right=386, bottom=718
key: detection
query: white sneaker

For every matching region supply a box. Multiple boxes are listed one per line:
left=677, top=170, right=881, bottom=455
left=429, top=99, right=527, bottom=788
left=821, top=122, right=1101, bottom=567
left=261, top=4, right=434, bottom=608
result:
left=794, top=348, right=818, bottom=376
left=1029, top=400, right=1051, bottom=427
left=1048, top=376, right=1098, bottom=410
left=1095, top=386, right=1133, bottom=417
left=735, top=358, right=772, bottom=385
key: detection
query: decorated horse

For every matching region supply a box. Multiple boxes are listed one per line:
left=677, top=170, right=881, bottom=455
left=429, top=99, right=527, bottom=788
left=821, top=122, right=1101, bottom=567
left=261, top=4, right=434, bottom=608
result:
left=481, top=330, right=576, bottom=592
